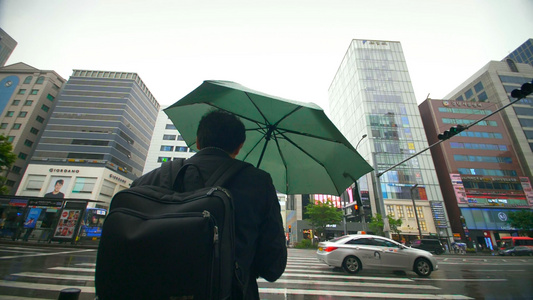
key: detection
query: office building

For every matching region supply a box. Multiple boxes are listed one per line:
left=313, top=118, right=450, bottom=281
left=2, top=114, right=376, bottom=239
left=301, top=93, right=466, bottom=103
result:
left=502, top=38, right=533, bottom=67
left=420, top=98, right=531, bottom=249
left=0, top=28, right=17, bottom=67
left=328, top=39, right=452, bottom=243
left=17, top=69, right=160, bottom=208
left=142, top=106, right=195, bottom=174
left=0, top=62, right=65, bottom=194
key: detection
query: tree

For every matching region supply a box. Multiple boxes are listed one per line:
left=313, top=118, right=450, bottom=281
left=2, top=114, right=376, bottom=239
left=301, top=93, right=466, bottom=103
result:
left=368, top=213, right=384, bottom=236
left=0, top=134, right=17, bottom=195
left=388, top=214, right=403, bottom=237
left=305, top=200, right=343, bottom=241
left=507, top=210, right=533, bottom=237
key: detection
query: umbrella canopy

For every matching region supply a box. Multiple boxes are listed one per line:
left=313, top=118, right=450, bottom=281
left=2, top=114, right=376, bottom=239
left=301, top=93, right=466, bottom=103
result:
left=164, top=80, right=373, bottom=196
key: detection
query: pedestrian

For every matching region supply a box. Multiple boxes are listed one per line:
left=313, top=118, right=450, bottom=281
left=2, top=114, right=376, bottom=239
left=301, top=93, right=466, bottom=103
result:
left=132, top=109, right=287, bottom=299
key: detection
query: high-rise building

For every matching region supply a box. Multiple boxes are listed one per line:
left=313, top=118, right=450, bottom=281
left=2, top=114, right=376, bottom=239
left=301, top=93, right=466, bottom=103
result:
left=17, top=69, right=160, bottom=208
left=142, top=106, right=195, bottom=174
left=0, top=62, right=65, bottom=194
left=445, top=61, right=533, bottom=178
left=502, top=38, right=533, bottom=67
left=0, top=28, right=17, bottom=67
left=419, top=98, right=531, bottom=249
left=328, top=39, right=452, bottom=243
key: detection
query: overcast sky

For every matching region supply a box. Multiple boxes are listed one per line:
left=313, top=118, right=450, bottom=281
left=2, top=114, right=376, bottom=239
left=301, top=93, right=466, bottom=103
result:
left=1, top=0, right=532, bottom=113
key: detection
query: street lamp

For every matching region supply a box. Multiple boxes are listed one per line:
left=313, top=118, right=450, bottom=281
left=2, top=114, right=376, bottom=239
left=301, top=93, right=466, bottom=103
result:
left=410, top=184, right=423, bottom=239
left=343, top=134, right=368, bottom=235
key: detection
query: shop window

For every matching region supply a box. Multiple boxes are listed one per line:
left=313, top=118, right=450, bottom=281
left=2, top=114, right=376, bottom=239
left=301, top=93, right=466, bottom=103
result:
left=72, top=177, right=97, bottom=194
left=26, top=175, right=46, bottom=191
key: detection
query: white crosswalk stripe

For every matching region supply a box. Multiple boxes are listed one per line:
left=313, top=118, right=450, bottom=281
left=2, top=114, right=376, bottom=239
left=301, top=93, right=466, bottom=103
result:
left=0, top=245, right=480, bottom=299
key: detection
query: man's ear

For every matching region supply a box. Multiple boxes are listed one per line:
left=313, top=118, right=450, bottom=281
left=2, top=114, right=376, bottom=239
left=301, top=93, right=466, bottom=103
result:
left=196, top=137, right=202, bottom=150
left=230, top=143, right=244, bottom=158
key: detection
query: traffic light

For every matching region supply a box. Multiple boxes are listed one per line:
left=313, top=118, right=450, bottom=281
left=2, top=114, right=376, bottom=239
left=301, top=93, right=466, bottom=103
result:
left=438, top=124, right=466, bottom=140
left=510, top=80, right=533, bottom=99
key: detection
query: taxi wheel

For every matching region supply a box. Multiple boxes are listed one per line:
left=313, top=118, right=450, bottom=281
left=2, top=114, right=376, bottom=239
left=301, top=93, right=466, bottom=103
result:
left=342, top=255, right=361, bottom=274
left=414, top=258, right=432, bottom=277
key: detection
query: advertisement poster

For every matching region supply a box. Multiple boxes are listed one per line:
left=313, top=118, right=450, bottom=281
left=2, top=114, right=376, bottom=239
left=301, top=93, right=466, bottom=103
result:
left=53, top=209, right=80, bottom=239
left=24, top=208, right=42, bottom=229
left=450, top=174, right=467, bottom=204
left=44, top=176, right=71, bottom=199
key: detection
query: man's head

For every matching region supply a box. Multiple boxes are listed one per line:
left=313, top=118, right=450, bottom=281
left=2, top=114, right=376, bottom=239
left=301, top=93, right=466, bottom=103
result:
left=196, top=110, right=246, bottom=156
left=54, top=179, right=64, bottom=191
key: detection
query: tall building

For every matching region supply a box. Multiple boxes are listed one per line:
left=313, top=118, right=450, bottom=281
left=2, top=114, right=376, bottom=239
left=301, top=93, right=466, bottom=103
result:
left=502, top=38, right=533, bottom=67
left=445, top=61, right=533, bottom=178
left=17, top=69, right=160, bottom=208
left=0, top=62, right=65, bottom=194
left=142, top=106, right=195, bottom=175
left=0, top=28, right=17, bottom=67
left=328, top=39, right=452, bottom=243
left=419, top=98, right=531, bottom=249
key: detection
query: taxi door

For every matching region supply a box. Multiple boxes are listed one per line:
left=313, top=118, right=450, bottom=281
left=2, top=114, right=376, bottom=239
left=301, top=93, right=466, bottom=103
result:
left=373, top=238, right=410, bottom=269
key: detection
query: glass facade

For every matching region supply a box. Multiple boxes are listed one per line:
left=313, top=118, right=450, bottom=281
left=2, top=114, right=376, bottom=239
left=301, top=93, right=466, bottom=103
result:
left=329, top=39, right=450, bottom=238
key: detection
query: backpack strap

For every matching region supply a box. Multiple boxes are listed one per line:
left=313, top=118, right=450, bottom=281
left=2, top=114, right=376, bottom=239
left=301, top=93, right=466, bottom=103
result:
left=204, top=159, right=250, bottom=187
left=159, top=158, right=185, bottom=190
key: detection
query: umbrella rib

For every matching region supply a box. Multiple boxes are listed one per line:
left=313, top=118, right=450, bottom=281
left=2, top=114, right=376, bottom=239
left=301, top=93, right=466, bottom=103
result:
left=275, top=129, right=344, bottom=195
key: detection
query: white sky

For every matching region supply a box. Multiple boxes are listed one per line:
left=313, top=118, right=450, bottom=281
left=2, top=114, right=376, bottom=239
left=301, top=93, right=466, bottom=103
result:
left=1, top=0, right=532, bottom=113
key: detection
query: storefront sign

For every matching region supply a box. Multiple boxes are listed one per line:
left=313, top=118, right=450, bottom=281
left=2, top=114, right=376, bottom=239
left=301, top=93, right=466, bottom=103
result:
left=53, top=209, right=81, bottom=239
left=49, top=168, right=80, bottom=173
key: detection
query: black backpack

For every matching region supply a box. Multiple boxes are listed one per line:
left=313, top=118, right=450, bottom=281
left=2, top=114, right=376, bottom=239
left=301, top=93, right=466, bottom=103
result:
left=95, top=158, right=249, bottom=300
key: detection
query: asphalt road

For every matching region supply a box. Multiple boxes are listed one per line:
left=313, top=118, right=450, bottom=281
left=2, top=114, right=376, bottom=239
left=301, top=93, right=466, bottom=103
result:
left=0, top=242, right=531, bottom=299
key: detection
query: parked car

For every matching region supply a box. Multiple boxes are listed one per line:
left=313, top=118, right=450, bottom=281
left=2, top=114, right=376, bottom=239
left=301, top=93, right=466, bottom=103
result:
left=316, top=234, right=438, bottom=277
left=410, top=239, right=445, bottom=254
left=498, top=246, right=533, bottom=256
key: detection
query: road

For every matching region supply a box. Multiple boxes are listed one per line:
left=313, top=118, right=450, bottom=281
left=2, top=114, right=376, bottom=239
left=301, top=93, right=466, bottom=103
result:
left=0, top=243, right=531, bottom=299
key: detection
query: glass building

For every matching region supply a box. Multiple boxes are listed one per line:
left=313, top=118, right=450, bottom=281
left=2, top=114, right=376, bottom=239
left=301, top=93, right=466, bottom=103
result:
left=502, top=38, right=533, bottom=67
left=0, top=28, right=17, bottom=67
left=329, top=39, right=452, bottom=243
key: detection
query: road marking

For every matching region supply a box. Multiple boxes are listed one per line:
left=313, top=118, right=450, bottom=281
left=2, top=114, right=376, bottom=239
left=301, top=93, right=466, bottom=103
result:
left=49, top=267, right=95, bottom=273
left=259, top=288, right=473, bottom=299
left=0, top=249, right=96, bottom=260
left=0, top=280, right=95, bottom=293
left=415, top=278, right=507, bottom=282
left=262, top=277, right=438, bottom=289
left=284, top=269, right=415, bottom=281
left=0, top=296, right=49, bottom=300
left=12, top=272, right=94, bottom=281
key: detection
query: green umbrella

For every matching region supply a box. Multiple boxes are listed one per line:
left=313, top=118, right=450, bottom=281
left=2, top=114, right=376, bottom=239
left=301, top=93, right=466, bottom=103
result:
left=164, top=80, right=373, bottom=196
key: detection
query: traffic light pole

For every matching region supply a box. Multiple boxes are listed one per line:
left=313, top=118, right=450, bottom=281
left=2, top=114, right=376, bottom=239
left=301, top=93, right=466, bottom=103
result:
left=377, top=95, right=525, bottom=178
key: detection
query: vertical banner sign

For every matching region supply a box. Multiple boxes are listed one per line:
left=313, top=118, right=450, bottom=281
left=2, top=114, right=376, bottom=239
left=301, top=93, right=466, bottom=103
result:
left=24, top=208, right=42, bottom=228
left=450, top=174, right=467, bottom=204
left=519, top=177, right=533, bottom=206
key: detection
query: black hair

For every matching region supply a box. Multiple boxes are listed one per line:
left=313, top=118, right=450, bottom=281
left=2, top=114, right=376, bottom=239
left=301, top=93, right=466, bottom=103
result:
left=196, top=110, right=246, bottom=153
left=56, top=179, right=64, bottom=185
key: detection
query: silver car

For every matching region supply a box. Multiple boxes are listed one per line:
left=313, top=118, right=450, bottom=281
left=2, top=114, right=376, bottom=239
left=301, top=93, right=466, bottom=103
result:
left=317, top=234, right=438, bottom=277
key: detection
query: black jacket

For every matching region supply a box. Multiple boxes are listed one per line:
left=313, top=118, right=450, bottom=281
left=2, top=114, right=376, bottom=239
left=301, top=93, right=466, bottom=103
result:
left=132, top=148, right=287, bottom=299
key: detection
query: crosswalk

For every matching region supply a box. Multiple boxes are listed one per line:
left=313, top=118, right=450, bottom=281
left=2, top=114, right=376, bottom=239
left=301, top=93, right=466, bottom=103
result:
left=0, top=245, right=479, bottom=299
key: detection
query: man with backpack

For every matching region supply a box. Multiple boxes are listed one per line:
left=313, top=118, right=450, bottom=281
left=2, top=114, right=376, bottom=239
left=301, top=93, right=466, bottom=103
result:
left=129, top=109, right=287, bottom=299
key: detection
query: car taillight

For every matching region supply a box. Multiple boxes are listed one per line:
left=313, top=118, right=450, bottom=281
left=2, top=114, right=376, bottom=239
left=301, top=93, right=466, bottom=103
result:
left=324, top=247, right=338, bottom=252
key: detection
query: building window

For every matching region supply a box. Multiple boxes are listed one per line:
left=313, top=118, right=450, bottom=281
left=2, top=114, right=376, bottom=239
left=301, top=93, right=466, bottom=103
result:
left=25, top=175, right=46, bottom=191
left=157, top=157, right=172, bottom=163
left=6, top=180, right=14, bottom=187
left=18, top=111, right=27, bottom=117
left=18, top=89, right=26, bottom=95
left=406, top=206, right=414, bottom=218
left=386, top=205, right=395, bottom=217
left=11, top=165, right=21, bottom=174
left=396, top=205, right=404, bottom=218
left=474, top=82, right=484, bottom=93
left=478, top=91, right=488, bottom=102
left=419, top=220, right=427, bottom=231
left=12, top=100, right=20, bottom=106
left=12, top=123, right=21, bottom=129
left=160, top=145, right=174, bottom=152
left=47, top=94, right=55, bottom=101
left=36, top=76, right=45, bottom=84
left=7, top=136, right=14, bottom=143
left=24, top=139, right=33, bottom=147
left=24, top=100, right=33, bottom=106
left=177, top=135, right=185, bottom=141
left=165, top=124, right=176, bottom=130
left=31, top=89, right=39, bottom=95
left=176, top=146, right=188, bottom=152
left=416, top=207, right=424, bottom=219
left=30, top=127, right=39, bottom=135
left=36, top=116, right=44, bottom=123
left=100, top=180, right=117, bottom=197
left=464, top=89, right=474, bottom=100
left=506, top=59, right=519, bottom=72
left=0, top=123, right=7, bottom=129
left=18, top=152, right=27, bottom=160
left=163, top=134, right=176, bottom=140
left=72, top=177, right=97, bottom=194
left=41, top=104, right=50, bottom=112
left=5, top=111, right=14, bottom=117
left=23, top=76, right=33, bottom=84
